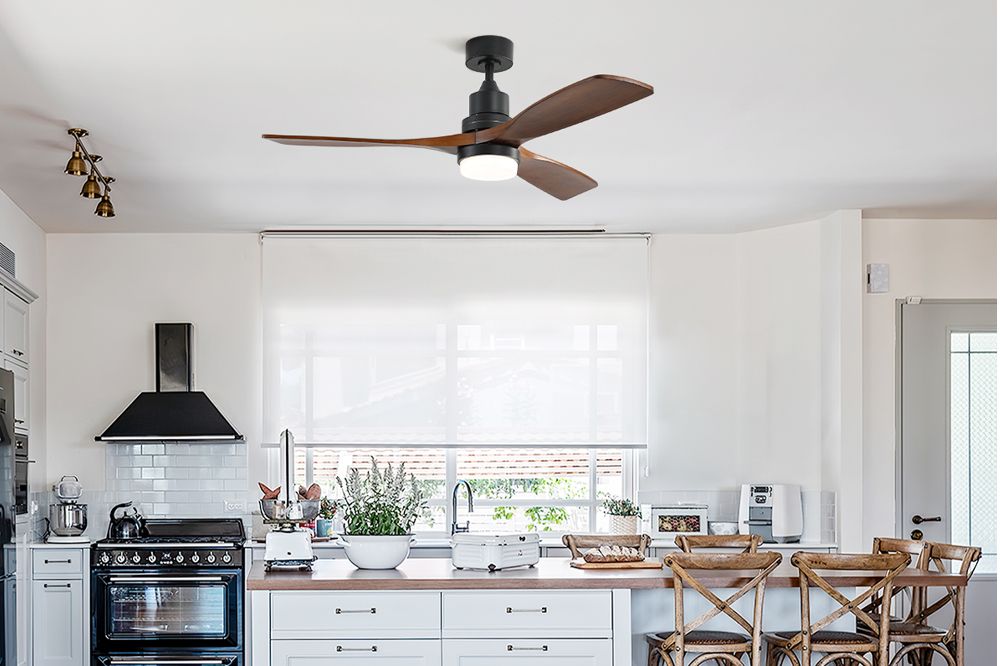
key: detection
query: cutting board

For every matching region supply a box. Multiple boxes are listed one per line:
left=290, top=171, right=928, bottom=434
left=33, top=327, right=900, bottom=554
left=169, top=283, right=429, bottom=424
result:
left=570, top=558, right=663, bottom=570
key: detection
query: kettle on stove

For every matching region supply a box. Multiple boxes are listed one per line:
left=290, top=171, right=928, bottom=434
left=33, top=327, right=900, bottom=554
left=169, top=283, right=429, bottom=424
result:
left=107, top=501, right=145, bottom=540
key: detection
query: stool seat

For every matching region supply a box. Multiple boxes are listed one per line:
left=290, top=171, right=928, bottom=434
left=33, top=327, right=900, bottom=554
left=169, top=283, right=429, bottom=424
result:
left=647, top=630, right=750, bottom=646
left=767, top=630, right=873, bottom=644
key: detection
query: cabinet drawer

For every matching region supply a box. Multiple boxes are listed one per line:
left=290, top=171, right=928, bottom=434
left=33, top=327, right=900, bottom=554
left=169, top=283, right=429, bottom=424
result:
left=272, top=639, right=440, bottom=665
left=271, top=591, right=440, bottom=639
left=442, top=590, right=611, bottom=638
left=443, top=638, right=613, bottom=664
left=32, top=550, right=84, bottom=578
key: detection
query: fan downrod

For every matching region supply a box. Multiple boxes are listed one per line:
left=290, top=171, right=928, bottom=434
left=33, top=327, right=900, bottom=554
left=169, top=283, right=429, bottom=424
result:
left=463, top=35, right=514, bottom=133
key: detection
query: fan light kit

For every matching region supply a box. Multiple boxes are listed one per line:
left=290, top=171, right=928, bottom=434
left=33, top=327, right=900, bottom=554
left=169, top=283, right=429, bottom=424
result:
left=263, top=35, right=653, bottom=200
left=64, top=128, right=116, bottom=218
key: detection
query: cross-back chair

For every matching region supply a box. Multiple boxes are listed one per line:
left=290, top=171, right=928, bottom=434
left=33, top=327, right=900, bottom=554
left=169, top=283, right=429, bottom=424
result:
left=675, top=534, right=764, bottom=554
left=647, top=551, right=782, bottom=666
left=764, top=551, right=910, bottom=666
left=561, top=533, right=651, bottom=559
left=877, top=542, right=981, bottom=666
left=859, top=538, right=931, bottom=631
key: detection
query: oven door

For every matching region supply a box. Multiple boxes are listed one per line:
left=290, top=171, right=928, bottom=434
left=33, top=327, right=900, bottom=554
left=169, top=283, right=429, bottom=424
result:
left=94, top=655, right=241, bottom=666
left=92, top=568, right=242, bottom=652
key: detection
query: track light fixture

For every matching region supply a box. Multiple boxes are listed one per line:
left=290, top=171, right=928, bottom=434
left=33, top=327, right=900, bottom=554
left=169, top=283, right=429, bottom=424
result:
left=65, top=128, right=117, bottom=219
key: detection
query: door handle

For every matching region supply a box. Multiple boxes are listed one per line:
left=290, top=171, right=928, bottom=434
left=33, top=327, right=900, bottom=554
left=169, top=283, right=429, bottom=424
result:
left=911, top=515, right=942, bottom=524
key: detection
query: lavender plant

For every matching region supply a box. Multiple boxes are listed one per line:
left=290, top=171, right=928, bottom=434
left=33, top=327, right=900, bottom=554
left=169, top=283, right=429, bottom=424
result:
left=335, top=457, right=427, bottom=536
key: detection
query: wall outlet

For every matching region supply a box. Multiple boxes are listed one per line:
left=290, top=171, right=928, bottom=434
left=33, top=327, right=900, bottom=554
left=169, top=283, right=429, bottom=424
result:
left=224, top=500, right=246, bottom=513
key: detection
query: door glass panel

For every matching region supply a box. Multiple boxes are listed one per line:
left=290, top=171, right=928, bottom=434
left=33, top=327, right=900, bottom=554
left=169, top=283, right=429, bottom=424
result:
left=109, top=584, right=227, bottom=637
left=950, top=332, right=997, bottom=572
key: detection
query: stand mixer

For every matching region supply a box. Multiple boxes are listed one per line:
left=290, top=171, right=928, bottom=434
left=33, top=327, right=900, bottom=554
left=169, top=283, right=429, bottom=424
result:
left=46, top=475, right=89, bottom=544
left=261, top=430, right=319, bottom=570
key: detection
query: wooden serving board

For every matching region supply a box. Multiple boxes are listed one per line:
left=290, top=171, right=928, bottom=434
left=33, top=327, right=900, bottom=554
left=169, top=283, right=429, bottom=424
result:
left=570, top=558, right=663, bottom=570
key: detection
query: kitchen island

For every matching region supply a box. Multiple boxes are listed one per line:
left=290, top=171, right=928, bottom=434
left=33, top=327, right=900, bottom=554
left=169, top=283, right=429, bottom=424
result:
left=248, top=558, right=965, bottom=666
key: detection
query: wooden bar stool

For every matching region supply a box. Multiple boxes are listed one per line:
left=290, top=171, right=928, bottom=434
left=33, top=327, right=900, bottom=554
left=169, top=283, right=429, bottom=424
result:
left=875, top=542, right=981, bottom=666
left=647, top=551, right=782, bottom=666
left=561, top=533, right=652, bottom=559
left=764, top=552, right=910, bottom=666
left=857, top=539, right=930, bottom=639
left=676, top=534, right=764, bottom=553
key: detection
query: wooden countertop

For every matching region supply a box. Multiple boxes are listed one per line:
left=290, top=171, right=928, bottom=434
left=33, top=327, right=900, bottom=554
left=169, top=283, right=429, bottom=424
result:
left=246, top=558, right=967, bottom=591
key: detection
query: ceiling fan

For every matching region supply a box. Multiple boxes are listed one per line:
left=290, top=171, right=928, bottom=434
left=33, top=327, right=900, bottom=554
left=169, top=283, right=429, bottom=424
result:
left=262, top=36, right=653, bottom=200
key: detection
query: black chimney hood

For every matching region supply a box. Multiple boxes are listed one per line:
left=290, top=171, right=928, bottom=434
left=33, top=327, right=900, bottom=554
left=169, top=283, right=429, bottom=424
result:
left=96, top=323, right=243, bottom=442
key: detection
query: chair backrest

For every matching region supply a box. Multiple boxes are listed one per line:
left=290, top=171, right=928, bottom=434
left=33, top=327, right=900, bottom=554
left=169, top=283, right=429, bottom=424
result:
left=663, top=551, right=782, bottom=664
left=561, top=533, right=652, bottom=559
left=909, top=542, right=981, bottom=644
left=789, top=552, right=910, bottom=657
left=865, top=537, right=931, bottom=619
left=675, top=534, right=763, bottom=553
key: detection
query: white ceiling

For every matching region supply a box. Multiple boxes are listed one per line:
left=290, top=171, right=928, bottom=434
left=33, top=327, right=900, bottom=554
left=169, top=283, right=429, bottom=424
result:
left=0, top=1, right=995, bottom=233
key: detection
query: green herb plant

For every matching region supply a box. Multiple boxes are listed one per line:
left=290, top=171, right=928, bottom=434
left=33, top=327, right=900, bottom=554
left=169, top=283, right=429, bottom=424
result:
left=319, top=496, right=338, bottom=520
left=601, top=496, right=642, bottom=518
left=336, top=457, right=427, bottom=536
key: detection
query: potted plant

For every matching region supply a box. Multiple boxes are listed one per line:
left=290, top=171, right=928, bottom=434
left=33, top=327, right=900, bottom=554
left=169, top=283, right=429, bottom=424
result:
left=602, top=497, right=642, bottom=534
left=314, top=497, right=337, bottom=538
left=335, top=457, right=427, bottom=569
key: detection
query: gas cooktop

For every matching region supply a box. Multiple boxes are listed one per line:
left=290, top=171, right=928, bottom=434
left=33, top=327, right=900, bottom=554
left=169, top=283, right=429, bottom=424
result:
left=93, top=517, right=246, bottom=568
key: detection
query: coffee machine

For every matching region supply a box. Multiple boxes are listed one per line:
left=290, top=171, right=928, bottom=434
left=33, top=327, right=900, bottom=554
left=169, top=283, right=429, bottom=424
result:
left=738, top=484, right=802, bottom=543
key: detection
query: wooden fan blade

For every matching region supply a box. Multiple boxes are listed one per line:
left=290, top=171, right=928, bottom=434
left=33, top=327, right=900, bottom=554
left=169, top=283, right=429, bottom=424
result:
left=517, top=147, right=597, bottom=200
left=481, top=75, right=653, bottom=146
left=262, top=132, right=478, bottom=154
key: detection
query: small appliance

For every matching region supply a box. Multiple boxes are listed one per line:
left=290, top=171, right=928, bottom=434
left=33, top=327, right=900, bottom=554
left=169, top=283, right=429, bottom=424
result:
left=650, top=504, right=709, bottom=540
left=107, top=501, right=145, bottom=541
left=46, top=474, right=89, bottom=543
left=260, top=430, right=317, bottom=570
left=739, top=483, right=803, bottom=543
left=451, top=532, right=540, bottom=571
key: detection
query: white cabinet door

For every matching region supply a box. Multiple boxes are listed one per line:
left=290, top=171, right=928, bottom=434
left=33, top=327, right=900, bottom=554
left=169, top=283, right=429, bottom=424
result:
left=5, top=359, right=26, bottom=433
left=443, top=639, right=613, bottom=665
left=31, top=579, right=83, bottom=666
left=15, top=534, right=28, bottom=666
left=3, top=292, right=28, bottom=364
left=272, top=640, right=441, bottom=665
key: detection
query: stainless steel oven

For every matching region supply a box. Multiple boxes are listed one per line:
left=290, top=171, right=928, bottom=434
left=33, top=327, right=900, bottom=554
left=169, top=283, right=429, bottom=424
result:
left=92, top=568, right=242, bottom=652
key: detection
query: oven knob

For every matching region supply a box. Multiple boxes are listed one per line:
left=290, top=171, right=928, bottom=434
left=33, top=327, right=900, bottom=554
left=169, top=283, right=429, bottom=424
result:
left=175, top=553, right=184, bottom=563
left=191, top=553, right=200, bottom=564
left=147, top=554, right=156, bottom=564
left=221, top=553, right=232, bottom=564
left=206, top=553, right=216, bottom=564
left=131, top=554, right=141, bottom=564
left=99, top=553, right=110, bottom=565
left=115, top=554, right=126, bottom=564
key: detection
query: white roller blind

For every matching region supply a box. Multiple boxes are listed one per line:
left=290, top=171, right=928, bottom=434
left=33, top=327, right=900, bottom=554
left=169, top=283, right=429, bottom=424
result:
left=262, top=235, right=648, bottom=448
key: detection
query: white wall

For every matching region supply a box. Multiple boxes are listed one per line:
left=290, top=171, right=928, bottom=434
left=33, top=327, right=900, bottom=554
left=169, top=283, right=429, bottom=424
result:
left=861, top=218, right=997, bottom=541
left=0, top=189, right=46, bottom=488
left=45, top=234, right=262, bottom=503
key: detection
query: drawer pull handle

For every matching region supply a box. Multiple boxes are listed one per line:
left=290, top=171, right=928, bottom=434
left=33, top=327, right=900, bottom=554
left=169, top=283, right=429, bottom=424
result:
left=335, top=607, right=376, bottom=615
left=506, top=606, right=547, bottom=614
left=43, top=583, right=71, bottom=589
left=507, top=645, right=549, bottom=652
left=14, top=419, right=24, bottom=425
left=12, top=350, right=22, bottom=357
left=335, top=646, right=377, bottom=653
left=43, top=559, right=72, bottom=564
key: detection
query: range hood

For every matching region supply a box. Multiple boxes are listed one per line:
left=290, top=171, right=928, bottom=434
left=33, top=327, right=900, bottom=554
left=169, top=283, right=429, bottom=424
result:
left=96, top=323, right=243, bottom=442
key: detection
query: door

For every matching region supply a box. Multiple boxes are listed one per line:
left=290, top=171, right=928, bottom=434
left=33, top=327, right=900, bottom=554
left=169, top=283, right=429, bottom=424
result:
left=93, top=569, right=242, bottom=651
left=899, top=301, right=996, bottom=564
left=31, top=579, right=83, bottom=666
left=2, top=293, right=27, bottom=365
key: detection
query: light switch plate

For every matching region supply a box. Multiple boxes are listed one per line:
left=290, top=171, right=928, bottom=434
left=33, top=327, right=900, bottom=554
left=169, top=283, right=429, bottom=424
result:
left=867, top=263, right=890, bottom=293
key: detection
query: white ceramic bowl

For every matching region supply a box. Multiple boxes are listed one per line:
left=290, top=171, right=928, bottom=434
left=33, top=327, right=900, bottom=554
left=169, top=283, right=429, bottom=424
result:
left=338, top=534, right=415, bottom=570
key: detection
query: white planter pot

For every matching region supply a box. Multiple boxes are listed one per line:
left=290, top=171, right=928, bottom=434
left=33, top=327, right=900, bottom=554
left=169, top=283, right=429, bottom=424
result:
left=338, top=534, right=415, bottom=570
left=609, top=515, right=638, bottom=535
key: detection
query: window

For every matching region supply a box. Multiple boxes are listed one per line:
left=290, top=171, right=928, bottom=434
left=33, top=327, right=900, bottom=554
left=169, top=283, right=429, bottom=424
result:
left=265, top=235, right=648, bottom=534
left=950, top=332, right=997, bottom=570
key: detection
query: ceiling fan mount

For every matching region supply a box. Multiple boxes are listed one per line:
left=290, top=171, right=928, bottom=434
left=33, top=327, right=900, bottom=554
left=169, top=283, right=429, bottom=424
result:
left=263, top=35, right=653, bottom=200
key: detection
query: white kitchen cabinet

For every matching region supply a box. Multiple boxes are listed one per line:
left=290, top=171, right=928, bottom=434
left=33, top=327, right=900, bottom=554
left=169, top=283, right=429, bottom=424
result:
left=270, top=591, right=441, bottom=639
left=30, top=579, right=83, bottom=666
left=5, top=358, right=27, bottom=433
left=271, top=639, right=441, bottom=665
left=442, top=590, right=612, bottom=639
left=3, top=292, right=28, bottom=364
left=442, top=639, right=613, bottom=665
left=15, top=529, right=28, bottom=666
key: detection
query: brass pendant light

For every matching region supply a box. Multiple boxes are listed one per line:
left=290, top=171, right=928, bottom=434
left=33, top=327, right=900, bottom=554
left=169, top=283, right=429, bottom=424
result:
left=65, top=128, right=118, bottom=219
